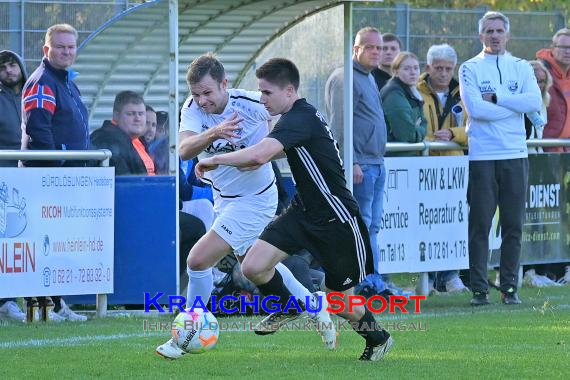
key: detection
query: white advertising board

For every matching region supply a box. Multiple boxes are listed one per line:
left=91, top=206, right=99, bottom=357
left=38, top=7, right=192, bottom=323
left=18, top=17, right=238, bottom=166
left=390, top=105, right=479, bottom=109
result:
left=379, top=156, right=469, bottom=273
left=0, top=168, right=114, bottom=297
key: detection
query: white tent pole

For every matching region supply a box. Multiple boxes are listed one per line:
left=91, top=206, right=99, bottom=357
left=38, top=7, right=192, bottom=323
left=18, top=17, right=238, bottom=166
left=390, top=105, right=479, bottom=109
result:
left=169, top=0, right=180, bottom=295
left=343, top=2, right=354, bottom=191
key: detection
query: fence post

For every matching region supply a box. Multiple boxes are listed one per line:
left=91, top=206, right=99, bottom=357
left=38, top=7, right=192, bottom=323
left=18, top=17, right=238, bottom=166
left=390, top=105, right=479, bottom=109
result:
left=415, top=142, right=431, bottom=296
left=96, top=294, right=108, bottom=318
left=96, top=154, right=110, bottom=317
left=395, top=3, right=408, bottom=50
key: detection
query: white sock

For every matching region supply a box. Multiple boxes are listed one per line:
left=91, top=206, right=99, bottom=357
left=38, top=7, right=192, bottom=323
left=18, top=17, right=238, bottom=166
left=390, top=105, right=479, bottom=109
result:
left=275, top=262, right=312, bottom=301
left=186, top=267, right=213, bottom=310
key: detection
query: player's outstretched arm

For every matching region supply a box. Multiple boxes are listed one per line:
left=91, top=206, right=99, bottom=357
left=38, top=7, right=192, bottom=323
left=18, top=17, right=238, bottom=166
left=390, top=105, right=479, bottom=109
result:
left=195, top=137, right=283, bottom=178
left=179, top=112, right=243, bottom=160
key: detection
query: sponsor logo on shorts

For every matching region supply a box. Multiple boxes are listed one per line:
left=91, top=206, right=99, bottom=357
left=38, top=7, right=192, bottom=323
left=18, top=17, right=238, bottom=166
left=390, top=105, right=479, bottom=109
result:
left=221, top=224, right=232, bottom=235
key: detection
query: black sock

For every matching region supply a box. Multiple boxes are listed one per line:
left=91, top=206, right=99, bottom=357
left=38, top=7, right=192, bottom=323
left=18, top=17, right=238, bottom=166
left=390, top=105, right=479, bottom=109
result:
left=257, top=270, right=297, bottom=313
left=352, top=308, right=389, bottom=346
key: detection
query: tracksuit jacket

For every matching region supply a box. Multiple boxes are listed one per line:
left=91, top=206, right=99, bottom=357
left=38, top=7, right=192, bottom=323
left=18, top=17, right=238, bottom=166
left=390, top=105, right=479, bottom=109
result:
left=459, top=51, right=542, bottom=161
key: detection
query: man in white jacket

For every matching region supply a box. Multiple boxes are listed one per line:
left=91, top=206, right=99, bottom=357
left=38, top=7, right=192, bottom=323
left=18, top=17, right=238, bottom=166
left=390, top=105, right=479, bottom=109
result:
left=459, top=11, right=542, bottom=306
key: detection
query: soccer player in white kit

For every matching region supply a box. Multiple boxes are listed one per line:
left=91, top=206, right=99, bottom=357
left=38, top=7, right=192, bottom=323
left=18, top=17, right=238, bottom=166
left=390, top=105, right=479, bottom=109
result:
left=156, top=54, right=334, bottom=359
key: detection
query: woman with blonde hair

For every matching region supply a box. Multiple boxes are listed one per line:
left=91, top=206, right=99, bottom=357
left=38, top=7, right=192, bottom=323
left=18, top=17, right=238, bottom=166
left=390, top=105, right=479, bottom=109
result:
left=380, top=51, right=427, bottom=156
left=526, top=60, right=553, bottom=153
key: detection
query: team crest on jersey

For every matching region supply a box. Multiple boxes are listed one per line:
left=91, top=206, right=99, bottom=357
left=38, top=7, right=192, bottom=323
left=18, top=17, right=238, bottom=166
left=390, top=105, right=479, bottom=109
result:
left=507, top=80, right=519, bottom=92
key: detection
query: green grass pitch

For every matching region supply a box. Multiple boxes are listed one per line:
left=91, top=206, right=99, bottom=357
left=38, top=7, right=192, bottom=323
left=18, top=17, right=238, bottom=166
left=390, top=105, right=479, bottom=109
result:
left=1, top=286, right=568, bottom=379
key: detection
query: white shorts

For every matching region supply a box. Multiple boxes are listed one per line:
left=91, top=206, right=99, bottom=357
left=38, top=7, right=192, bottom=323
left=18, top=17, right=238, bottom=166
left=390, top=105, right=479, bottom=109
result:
left=212, top=185, right=277, bottom=256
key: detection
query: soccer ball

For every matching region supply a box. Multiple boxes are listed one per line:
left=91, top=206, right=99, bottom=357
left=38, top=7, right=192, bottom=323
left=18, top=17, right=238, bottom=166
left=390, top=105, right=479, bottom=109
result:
left=171, top=308, right=219, bottom=354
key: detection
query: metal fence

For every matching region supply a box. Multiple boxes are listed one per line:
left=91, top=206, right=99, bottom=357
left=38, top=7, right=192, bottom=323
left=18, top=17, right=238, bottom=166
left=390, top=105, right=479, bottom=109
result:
left=0, top=0, right=144, bottom=74
left=352, top=5, right=567, bottom=64
left=1, top=1, right=566, bottom=71
left=240, top=4, right=566, bottom=119
left=1, top=1, right=566, bottom=83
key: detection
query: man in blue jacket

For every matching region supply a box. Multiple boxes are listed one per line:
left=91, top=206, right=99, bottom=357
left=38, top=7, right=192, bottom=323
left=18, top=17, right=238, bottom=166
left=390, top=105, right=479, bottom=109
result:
left=20, top=24, right=88, bottom=321
left=21, top=23, right=89, bottom=167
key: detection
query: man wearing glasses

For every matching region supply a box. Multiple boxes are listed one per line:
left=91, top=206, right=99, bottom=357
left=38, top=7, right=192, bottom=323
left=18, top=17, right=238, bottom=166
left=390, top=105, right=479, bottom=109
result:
left=536, top=28, right=570, bottom=153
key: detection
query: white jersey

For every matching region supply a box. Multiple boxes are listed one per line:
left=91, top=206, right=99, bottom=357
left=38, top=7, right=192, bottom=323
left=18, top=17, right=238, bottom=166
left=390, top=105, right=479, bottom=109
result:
left=180, top=88, right=275, bottom=197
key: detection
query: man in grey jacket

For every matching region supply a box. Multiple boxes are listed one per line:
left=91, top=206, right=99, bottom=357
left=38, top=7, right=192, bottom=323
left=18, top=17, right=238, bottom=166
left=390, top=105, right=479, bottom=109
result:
left=0, top=50, right=27, bottom=321
left=0, top=50, right=27, bottom=167
left=325, top=27, right=389, bottom=294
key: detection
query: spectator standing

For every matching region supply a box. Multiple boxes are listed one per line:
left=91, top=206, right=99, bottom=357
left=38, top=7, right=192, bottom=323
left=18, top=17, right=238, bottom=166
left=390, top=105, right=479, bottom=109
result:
left=0, top=50, right=28, bottom=321
left=524, top=60, right=552, bottom=152
left=21, top=24, right=89, bottom=168
left=417, top=43, right=469, bottom=294
left=459, top=11, right=542, bottom=306
left=21, top=23, right=88, bottom=321
left=0, top=50, right=27, bottom=166
left=325, top=27, right=389, bottom=295
left=418, top=44, right=467, bottom=156
left=372, top=33, right=402, bottom=90
left=536, top=28, right=570, bottom=152
left=381, top=51, right=427, bottom=153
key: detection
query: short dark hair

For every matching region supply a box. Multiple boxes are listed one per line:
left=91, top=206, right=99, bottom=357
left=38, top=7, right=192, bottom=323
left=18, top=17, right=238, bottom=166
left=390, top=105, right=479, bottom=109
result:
left=255, top=58, right=300, bottom=90
left=0, top=52, right=17, bottom=66
left=113, top=91, right=145, bottom=114
left=382, top=33, right=403, bottom=49
left=186, top=53, right=225, bottom=85
left=145, top=104, right=155, bottom=113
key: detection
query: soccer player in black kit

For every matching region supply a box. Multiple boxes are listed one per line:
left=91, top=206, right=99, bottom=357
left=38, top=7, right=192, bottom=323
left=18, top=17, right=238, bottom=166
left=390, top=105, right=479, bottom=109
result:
left=195, top=58, right=393, bottom=361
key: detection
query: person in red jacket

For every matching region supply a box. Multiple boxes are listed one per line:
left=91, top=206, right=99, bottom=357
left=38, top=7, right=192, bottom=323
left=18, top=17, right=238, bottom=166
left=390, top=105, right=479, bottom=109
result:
left=536, top=28, right=570, bottom=152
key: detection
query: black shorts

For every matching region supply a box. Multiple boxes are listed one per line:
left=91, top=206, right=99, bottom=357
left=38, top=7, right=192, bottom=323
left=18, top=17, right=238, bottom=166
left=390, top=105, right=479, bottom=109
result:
left=259, top=206, right=373, bottom=291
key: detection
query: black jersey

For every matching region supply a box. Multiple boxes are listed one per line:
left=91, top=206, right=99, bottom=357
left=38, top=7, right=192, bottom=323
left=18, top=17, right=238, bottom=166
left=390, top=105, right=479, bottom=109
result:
left=268, top=98, right=360, bottom=223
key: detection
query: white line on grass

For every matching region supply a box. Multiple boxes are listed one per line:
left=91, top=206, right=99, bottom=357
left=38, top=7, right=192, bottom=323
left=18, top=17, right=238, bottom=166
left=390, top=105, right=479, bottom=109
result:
left=0, top=332, right=165, bottom=349
left=2, top=303, right=568, bottom=349
left=373, top=303, right=570, bottom=320
left=0, top=328, right=248, bottom=350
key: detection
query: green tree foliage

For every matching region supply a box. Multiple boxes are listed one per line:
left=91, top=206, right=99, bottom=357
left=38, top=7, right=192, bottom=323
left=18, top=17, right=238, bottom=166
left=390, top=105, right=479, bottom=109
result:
left=377, top=0, right=569, bottom=15
left=353, top=2, right=567, bottom=62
